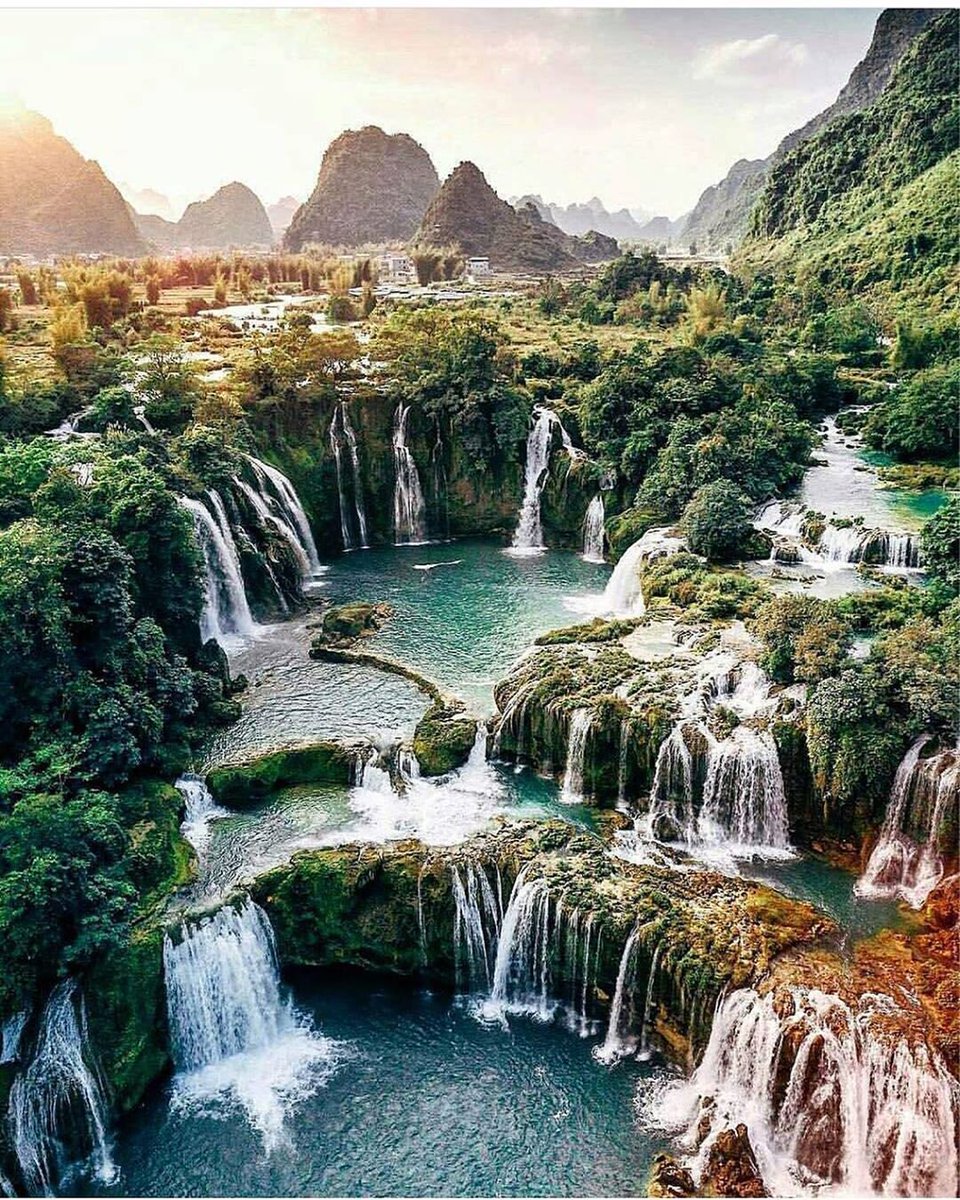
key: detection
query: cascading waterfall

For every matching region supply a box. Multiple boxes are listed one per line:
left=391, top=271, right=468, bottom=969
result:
left=392, top=403, right=428, bottom=545
left=617, top=717, right=633, bottom=808
left=245, top=455, right=323, bottom=577
left=595, top=528, right=685, bottom=617
left=637, top=943, right=661, bottom=1061
left=755, top=501, right=924, bottom=570
left=8, top=981, right=115, bottom=1194
left=1, top=1010, right=28, bottom=1065
left=179, top=493, right=258, bottom=646
left=645, top=987, right=960, bottom=1198
left=856, top=737, right=958, bottom=909
left=482, top=871, right=555, bottom=1023
left=175, top=774, right=226, bottom=858
left=162, top=898, right=342, bottom=1150
left=594, top=924, right=641, bottom=1064
left=644, top=724, right=695, bottom=841
left=450, top=863, right=503, bottom=993
left=431, top=422, right=450, bottom=542
left=329, top=403, right=369, bottom=551
left=582, top=495, right=605, bottom=562
left=561, top=708, right=592, bottom=801
left=509, top=408, right=559, bottom=555
left=698, top=727, right=790, bottom=850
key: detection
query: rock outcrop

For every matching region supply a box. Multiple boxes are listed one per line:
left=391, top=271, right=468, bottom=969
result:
left=682, top=8, right=937, bottom=249
left=415, top=163, right=618, bottom=272
left=0, top=106, right=144, bottom=256
left=284, top=126, right=439, bottom=250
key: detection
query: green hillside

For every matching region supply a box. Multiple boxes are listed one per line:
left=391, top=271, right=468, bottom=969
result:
left=737, top=10, right=958, bottom=317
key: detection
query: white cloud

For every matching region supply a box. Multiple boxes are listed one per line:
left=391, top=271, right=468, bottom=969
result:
left=499, top=33, right=588, bottom=69
left=692, top=33, right=809, bottom=86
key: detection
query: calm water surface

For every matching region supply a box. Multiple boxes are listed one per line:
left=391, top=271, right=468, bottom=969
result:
left=81, top=975, right=668, bottom=1198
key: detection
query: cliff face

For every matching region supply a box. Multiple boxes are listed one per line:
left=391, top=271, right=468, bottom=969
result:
left=0, top=108, right=144, bottom=256
left=416, top=163, right=617, bottom=272
left=682, top=8, right=938, bottom=249
left=284, top=126, right=439, bottom=251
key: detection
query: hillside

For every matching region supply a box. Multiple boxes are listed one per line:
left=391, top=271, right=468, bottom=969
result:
left=415, top=163, right=617, bottom=272
left=682, top=8, right=938, bottom=249
left=0, top=107, right=144, bottom=256
left=175, top=182, right=273, bottom=248
left=736, top=10, right=958, bottom=315
left=284, top=126, right=439, bottom=251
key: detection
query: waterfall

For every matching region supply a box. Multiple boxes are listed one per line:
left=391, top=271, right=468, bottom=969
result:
left=582, top=495, right=605, bottom=562
left=431, top=422, right=450, bottom=542
left=492, top=683, right=533, bottom=761
left=481, top=870, right=556, bottom=1024
left=163, top=898, right=342, bottom=1149
left=637, top=943, right=661, bottom=1061
left=596, top=527, right=685, bottom=617
left=617, top=718, right=632, bottom=808
left=594, top=924, right=641, bottom=1064
left=699, top=728, right=790, bottom=850
left=450, top=863, right=503, bottom=993
left=645, top=987, right=960, bottom=1197
left=818, top=524, right=868, bottom=563
left=179, top=492, right=259, bottom=647
left=175, top=774, right=226, bottom=857
left=245, top=455, right=323, bottom=577
left=1, top=1010, right=28, bottom=1064
left=645, top=724, right=695, bottom=841
left=329, top=403, right=369, bottom=551
left=9, top=980, right=115, bottom=1194
left=875, top=532, right=922, bottom=570
left=567, top=912, right=600, bottom=1038
left=856, top=738, right=958, bottom=909
left=392, top=403, right=428, bottom=545
left=509, top=408, right=558, bottom=555
left=561, top=708, right=592, bottom=801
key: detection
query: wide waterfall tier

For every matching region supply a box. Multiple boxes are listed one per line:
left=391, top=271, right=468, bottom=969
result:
left=392, top=403, right=429, bottom=545
left=473, top=867, right=603, bottom=1036
left=582, top=494, right=606, bottom=562
left=508, top=407, right=580, bottom=556
left=644, top=986, right=960, bottom=1198
left=242, top=455, right=324, bottom=579
left=8, top=980, right=115, bottom=1194
left=857, top=737, right=959, bottom=909
left=162, top=898, right=345, bottom=1149
left=179, top=492, right=259, bottom=646
left=755, top=500, right=924, bottom=571
left=329, top=402, right=369, bottom=551
left=640, top=649, right=791, bottom=858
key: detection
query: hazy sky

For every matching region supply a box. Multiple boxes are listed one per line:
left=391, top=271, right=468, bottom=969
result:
left=0, top=7, right=881, bottom=219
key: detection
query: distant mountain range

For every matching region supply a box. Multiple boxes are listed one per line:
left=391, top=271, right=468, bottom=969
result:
left=417, top=164, right=618, bottom=272
left=128, top=182, right=274, bottom=251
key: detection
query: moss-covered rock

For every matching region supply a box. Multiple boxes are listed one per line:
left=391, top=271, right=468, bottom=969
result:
left=206, top=741, right=358, bottom=806
left=312, top=601, right=393, bottom=649
left=413, top=703, right=478, bottom=775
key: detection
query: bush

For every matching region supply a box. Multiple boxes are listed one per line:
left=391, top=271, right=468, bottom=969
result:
left=920, top=496, right=960, bottom=593
left=863, top=364, right=959, bottom=462
left=681, top=480, right=753, bottom=561
left=751, top=595, right=853, bottom=684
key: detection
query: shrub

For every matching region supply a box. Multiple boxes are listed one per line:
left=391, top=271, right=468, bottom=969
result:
left=681, top=480, right=753, bottom=561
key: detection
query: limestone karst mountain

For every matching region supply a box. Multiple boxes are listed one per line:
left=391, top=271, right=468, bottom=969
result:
left=417, top=163, right=618, bottom=272
left=512, top=195, right=648, bottom=243
left=266, top=196, right=300, bottom=238
left=0, top=106, right=144, bottom=256
left=283, top=126, right=439, bottom=250
left=682, top=8, right=938, bottom=250
left=130, top=182, right=273, bottom=250
left=174, top=182, right=273, bottom=248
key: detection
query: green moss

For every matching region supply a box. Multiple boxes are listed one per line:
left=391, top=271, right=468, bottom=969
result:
left=207, top=742, right=357, bottom=807
left=413, top=703, right=477, bottom=776
left=312, top=602, right=392, bottom=649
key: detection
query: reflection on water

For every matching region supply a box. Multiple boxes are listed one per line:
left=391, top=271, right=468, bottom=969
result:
left=78, top=975, right=666, bottom=1198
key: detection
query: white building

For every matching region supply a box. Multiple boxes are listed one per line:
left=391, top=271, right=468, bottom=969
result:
left=377, top=253, right=415, bottom=283
left=464, top=256, right=492, bottom=279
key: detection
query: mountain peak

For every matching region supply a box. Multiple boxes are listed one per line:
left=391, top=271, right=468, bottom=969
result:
left=284, top=126, right=438, bottom=250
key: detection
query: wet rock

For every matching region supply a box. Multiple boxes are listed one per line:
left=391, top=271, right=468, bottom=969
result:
left=700, top=1125, right=768, bottom=1198
left=312, top=601, right=393, bottom=649
left=647, top=1153, right=696, bottom=1197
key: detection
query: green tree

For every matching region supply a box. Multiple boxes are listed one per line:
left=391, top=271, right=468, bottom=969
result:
left=681, top=480, right=753, bottom=561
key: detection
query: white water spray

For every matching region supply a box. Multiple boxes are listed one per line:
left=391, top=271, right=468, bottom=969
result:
left=582, top=495, right=605, bottom=562
left=392, top=404, right=428, bottom=545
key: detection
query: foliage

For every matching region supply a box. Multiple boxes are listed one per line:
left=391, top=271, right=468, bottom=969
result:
left=920, top=495, right=960, bottom=593
left=862, top=364, right=958, bottom=461
left=751, top=595, right=853, bottom=684
left=681, top=480, right=753, bottom=561
left=641, top=552, right=765, bottom=621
